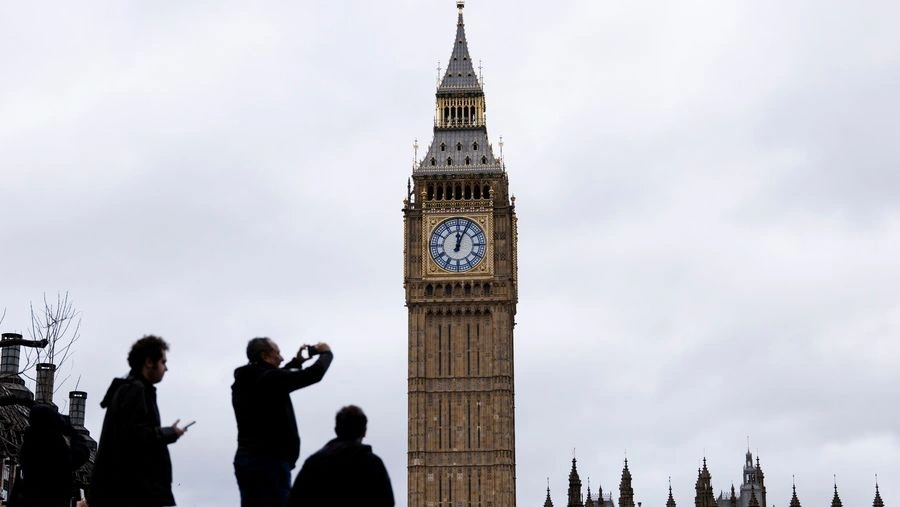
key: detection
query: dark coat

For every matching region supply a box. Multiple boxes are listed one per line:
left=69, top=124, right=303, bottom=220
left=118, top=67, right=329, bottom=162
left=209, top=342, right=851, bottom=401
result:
left=231, top=351, right=333, bottom=467
left=288, top=438, right=394, bottom=507
left=14, top=404, right=90, bottom=507
left=87, top=375, right=180, bottom=507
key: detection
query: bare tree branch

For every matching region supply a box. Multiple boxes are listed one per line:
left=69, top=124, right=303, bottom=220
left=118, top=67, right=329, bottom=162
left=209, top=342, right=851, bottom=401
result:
left=21, top=292, right=81, bottom=391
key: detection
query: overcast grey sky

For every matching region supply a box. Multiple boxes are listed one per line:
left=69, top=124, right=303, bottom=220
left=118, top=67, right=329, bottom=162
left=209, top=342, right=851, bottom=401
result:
left=1, top=1, right=898, bottom=506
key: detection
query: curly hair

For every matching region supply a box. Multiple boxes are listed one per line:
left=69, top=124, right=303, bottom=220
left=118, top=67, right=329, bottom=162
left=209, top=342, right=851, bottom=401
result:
left=127, top=335, right=169, bottom=373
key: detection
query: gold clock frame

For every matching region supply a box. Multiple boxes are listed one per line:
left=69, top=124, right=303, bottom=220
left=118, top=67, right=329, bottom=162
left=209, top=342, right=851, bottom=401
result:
left=422, top=213, right=494, bottom=279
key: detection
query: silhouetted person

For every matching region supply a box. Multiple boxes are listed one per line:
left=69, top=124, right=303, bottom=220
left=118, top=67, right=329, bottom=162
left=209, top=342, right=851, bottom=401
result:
left=232, top=337, right=334, bottom=507
left=88, top=335, right=188, bottom=507
left=13, top=403, right=90, bottom=507
left=288, top=405, right=394, bottom=507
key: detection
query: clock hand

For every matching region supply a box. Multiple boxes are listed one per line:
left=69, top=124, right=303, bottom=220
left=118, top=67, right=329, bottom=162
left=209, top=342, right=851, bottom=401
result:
left=454, top=222, right=473, bottom=252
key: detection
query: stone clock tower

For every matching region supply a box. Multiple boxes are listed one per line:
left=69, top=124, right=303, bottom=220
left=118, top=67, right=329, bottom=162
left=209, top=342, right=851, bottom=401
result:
left=403, top=2, right=517, bottom=506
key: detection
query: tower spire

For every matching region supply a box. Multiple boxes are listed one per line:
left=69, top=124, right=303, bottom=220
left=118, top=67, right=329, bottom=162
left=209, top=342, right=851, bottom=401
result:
left=545, top=477, right=555, bottom=507
left=831, top=479, right=843, bottom=507
left=568, top=457, right=584, bottom=507
left=873, top=476, right=884, bottom=507
left=789, top=477, right=801, bottom=507
left=619, top=459, right=634, bottom=507
left=666, top=476, right=676, bottom=507
left=438, top=0, right=481, bottom=92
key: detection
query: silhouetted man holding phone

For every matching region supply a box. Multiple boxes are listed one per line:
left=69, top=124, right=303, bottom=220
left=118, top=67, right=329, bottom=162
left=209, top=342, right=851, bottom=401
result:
left=88, top=335, right=189, bottom=507
left=232, top=337, right=334, bottom=507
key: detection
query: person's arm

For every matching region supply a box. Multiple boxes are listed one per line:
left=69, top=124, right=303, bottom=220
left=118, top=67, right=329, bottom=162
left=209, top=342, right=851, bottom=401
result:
left=260, top=350, right=334, bottom=393
left=116, top=381, right=182, bottom=447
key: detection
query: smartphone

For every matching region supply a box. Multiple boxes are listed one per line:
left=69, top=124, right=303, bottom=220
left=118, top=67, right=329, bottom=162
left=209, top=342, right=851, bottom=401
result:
left=184, top=421, right=196, bottom=429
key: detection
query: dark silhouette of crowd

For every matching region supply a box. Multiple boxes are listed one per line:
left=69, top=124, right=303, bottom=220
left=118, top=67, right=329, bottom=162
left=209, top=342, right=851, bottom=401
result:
left=11, top=334, right=393, bottom=507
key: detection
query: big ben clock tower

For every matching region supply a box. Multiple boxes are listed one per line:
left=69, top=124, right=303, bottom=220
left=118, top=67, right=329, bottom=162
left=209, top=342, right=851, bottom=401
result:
left=403, top=2, right=517, bottom=506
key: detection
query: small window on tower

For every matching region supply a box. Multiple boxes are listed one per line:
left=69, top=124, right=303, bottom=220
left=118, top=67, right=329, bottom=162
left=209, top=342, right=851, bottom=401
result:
left=456, top=143, right=462, bottom=151
left=440, top=143, right=446, bottom=152
left=447, top=157, right=452, bottom=165
left=430, top=158, right=436, bottom=166
left=465, top=157, right=471, bottom=165
left=481, top=156, right=487, bottom=164
left=473, top=142, right=479, bottom=150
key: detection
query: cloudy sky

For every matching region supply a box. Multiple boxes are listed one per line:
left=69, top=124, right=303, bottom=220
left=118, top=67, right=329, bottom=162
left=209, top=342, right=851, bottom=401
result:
left=1, top=1, right=898, bottom=506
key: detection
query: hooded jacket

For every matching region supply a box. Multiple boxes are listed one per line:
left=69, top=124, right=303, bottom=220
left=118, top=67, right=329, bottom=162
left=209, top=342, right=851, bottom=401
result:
left=288, top=438, right=394, bottom=507
left=87, top=375, right=180, bottom=507
left=232, top=351, right=333, bottom=466
left=15, top=404, right=90, bottom=507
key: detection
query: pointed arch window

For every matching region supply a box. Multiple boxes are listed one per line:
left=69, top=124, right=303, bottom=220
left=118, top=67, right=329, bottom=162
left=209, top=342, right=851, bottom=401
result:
left=481, top=156, right=487, bottom=164
left=440, top=143, right=446, bottom=152
left=447, top=157, right=453, bottom=165
left=456, top=143, right=462, bottom=151
left=472, top=142, right=479, bottom=150
left=430, top=158, right=436, bottom=166
left=465, top=156, right=471, bottom=165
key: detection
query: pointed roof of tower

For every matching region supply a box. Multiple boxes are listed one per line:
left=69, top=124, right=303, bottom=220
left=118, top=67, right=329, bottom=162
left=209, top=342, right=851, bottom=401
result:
left=569, top=457, right=581, bottom=482
left=619, top=458, right=635, bottom=507
left=666, top=477, right=677, bottom=507
left=622, top=458, right=632, bottom=480
left=730, top=484, right=738, bottom=507
left=438, top=1, right=482, bottom=93
left=831, top=483, right=843, bottom=507
left=748, top=485, right=760, bottom=507
left=545, top=480, right=555, bottom=507
left=789, top=480, right=801, bottom=507
left=569, top=458, right=584, bottom=507
left=873, top=480, right=884, bottom=507
left=586, top=484, right=596, bottom=507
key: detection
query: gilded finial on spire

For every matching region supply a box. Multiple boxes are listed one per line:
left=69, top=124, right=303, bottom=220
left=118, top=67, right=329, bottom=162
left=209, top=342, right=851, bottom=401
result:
left=457, top=0, right=465, bottom=13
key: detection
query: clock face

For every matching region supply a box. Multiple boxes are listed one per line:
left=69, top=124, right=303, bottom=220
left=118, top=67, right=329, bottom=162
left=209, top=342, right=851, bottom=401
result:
left=429, top=217, right=487, bottom=272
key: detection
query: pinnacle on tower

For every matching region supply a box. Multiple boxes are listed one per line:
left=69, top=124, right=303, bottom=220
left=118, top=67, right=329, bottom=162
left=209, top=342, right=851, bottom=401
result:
left=831, top=482, right=843, bottom=507
left=568, top=458, right=584, bottom=507
left=694, top=458, right=716, bottom=507
left=748, top=485, right=760, bottom=507
left=873, top=479, right=884, bottom=507
left=545, top=479, right=555, bottom=507
left=619, top=459, right=635, bottom=507
left=789, top=480, right=801, bottom=507
left=666, top=477, right=677, bottom=507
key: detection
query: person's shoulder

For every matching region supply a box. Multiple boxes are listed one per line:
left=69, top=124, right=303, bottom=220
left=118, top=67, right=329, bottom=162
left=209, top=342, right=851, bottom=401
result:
left=365, top=447, right=388, bottom=467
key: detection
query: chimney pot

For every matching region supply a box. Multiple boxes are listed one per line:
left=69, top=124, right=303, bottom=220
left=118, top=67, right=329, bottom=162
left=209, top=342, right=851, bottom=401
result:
left=1, top=333, right=23, bottom=377
left=68, top=390, right=87, bottom=428
left=35, top=362, right=56, bottom=404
